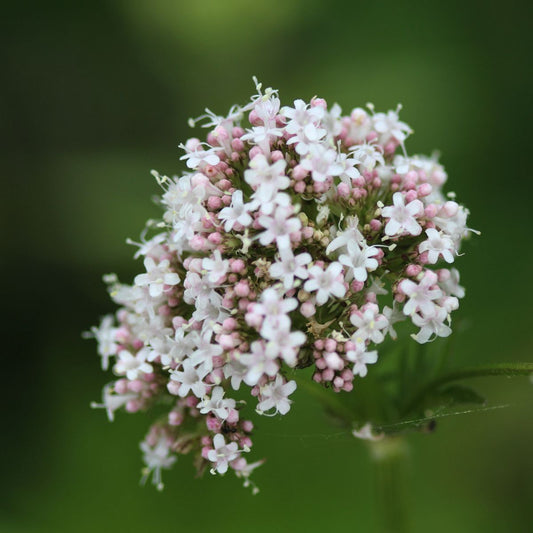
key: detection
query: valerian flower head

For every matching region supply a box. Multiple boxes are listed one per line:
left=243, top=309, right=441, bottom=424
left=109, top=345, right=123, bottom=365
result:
left=88, top=79, right=472, bottom=492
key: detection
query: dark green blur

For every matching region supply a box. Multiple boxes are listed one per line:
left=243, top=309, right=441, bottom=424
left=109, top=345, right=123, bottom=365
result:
left=3, top=1, right=532, bottom=532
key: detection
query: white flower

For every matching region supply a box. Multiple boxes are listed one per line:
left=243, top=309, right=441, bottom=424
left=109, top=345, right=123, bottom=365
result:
left=179, top=142, right=220, bottom=170
left=336, top=150, right=361, bottom=183
left=245, top=154, right=289, bottom=202
left=440, top=268, right=465, bottom=299
left=256, top=375, right=297, bottom=415
left=197, top=387, right=236, bottom=420
left=322, top=102, right=343, bottom=137
left=241, top=125, right=283, bottom=154
left=381, top=192, right=424, bottom=237
left=140, top=437, right=177, bottom=490
left=114, top=349, right=152, bottom=380
left=269, top=249, right=311, bottom=290
left=241, top=341, right=280, bottom=386
left=282, top=99, right=326, bottom=155
left=339, top=243, right=379, bottom=282
left=282, top=99, right=324, bottom=134
left=304, top=262, right=346, bottom=305
left=349, top=142, right=385, bottom=171
left=419, top=228, right=455, bottom=264
left=223, top=358, right=249, bottom=391
left=134, top=258, right=180, bottom=299
left=88, top=315, right=118, bottom=370
left=412, top=306, right=451, bottom=343
left=346, top=107, right=372, bottom=143
left=350, top=304, right=389, bottom=344
left=382, top=303, right=404, bottom=340
left=257, top=206, right=301, bottom=251
left=91, top=383, right=137, bottom=422
left=326, top=216, right=364, bottom=255
left=300, top=144, right=343, bottom=182
left=352, top=423, right=384, bottom=441
left=218, top=190, right=253, bottom=232
left=349, top=349, right=378, bottom=377
left=183, top=271, right=220, bottom=305
left=169, top=358, right=208, bottom=398
left=207, top=434, right=240, bottom=475
left=202, top=250, right=229, bottom=284
left=372, top=107, right=412, bottom=144
left=189, top=329, right=223, bottom=373
left=264, top=326, right=306, bottom=367
left=400, top=271, right=443, bottom=316
left=146, top=334, right=184, bottom=366
left=253, top=288, right=297, bottom=330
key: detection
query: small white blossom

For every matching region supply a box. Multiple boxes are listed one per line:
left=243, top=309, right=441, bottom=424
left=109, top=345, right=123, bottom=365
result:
left=419, top=228, right=455, bottom=264
left=134, top=258, right=180, bottom=299
left=372, top=107, right=412, bottom=144
left=140, top=437, right=177, bottom=491
left=339, top=243, right=379, bottom=282
left=349, top=349, right=378, bottom=377
left=352, top=423, right=384, bottom=441
left=440, top=268, right=465, bottom=299
left=400, top=271, right=443, bottom=316
left=245, top=154, right=289, bottom=202
left=169, top=358, right=208, bottom=398
left=412, top=306, right=451, bottom=343
left=349, top=142, right=385, bottom=171
left=383, top=303, right=405, bottom=340
left=264, top=326, right=306, bottom=367
left=300, top=144, right=343, bottom=182
left=381, top=192, right=424, bottom=237
left=326, top=216, right=364, bottom=255
left=114, top=349, right=153, bottom=380
left=257, top=206, right=301, bottom=251
left=218, top=190, right=253, bottom=232
left=350, top=304, right=389, bottom=344
left=88, top=315, right=118, bottom=370
left=91, top=383, right=137, bottom=422
left=241, top=340, right=280, bottom=386
left=304, top=262, right=346, bottom=305
left=197, top=386, right=236, bottom=420
left=202, top=250, right=229, bottom=284
left=179, top=141, right=220, bottom=169
left=269, top=249, right=311, bottom=290
left=257, top=375, right=297, bottom=415
left=208, top=434, right=240, bottom=475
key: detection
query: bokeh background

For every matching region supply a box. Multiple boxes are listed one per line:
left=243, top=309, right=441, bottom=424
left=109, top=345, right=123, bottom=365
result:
left=3, top=1, right=532, bottom=532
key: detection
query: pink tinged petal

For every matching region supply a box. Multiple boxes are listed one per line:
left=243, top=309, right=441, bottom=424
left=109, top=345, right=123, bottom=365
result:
left=406, top=199, right=424, bottom=216
left=353, top=267, right=368, bottom=282
left=385, top=219, right=401, bottom=236
left=316, top=290, right=329, bottom=305
left=283, top=380, right=297, bottom=396
left=164, top=273, right=180, bottom=285
left=304, top=279, right=319, bottom=292
left=331, top=283, right=346, bottom=299
left=442, top=250, right=454, bottom=263
left=403, top=217, right=422, bottom=236
left=403, top=299, right=417, bottom=316
left=149, top=284, right=163, bottom=298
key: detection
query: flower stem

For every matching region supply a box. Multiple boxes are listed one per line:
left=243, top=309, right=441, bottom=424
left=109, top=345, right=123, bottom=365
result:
left=370, top=437, right=410, bottom=533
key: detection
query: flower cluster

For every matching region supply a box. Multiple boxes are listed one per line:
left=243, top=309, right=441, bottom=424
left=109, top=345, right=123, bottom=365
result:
left=89, top=79, right=471, bottom=491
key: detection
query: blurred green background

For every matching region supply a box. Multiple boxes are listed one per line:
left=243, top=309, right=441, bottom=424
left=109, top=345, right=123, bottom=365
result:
left=3, top=1, right=532, bottom=532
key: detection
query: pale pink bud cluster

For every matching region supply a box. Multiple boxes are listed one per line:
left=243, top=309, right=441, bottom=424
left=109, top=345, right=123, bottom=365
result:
left=88, top=79, right=471, bottom=491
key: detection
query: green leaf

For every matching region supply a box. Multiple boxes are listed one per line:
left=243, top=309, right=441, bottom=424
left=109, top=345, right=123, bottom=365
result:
left=430, top=384, right=486, bottom=408
left=402, top=362, right=533, bottom=416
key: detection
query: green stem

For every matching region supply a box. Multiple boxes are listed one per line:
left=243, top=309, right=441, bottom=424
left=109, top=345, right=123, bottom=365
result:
left=403, top=362, right=533, bottom=415
left=370, top=437, right=410, bottom=533
left=294, top=375, right=354, bottom=424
